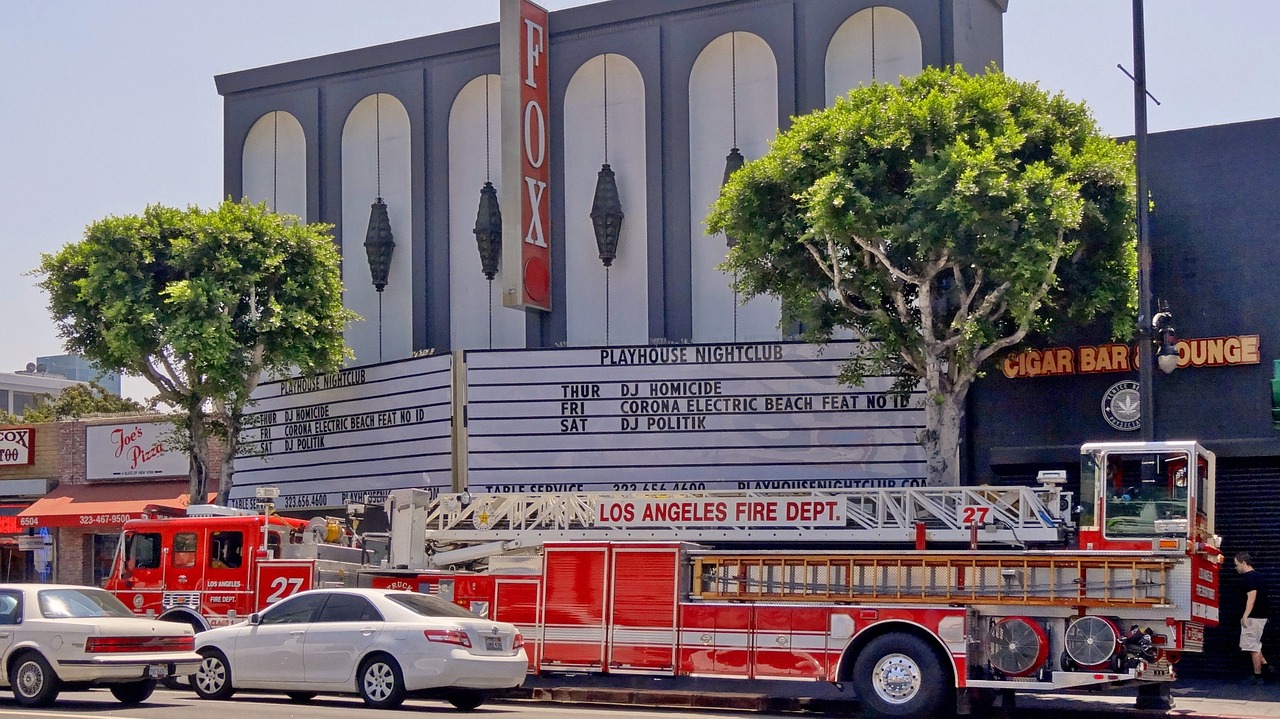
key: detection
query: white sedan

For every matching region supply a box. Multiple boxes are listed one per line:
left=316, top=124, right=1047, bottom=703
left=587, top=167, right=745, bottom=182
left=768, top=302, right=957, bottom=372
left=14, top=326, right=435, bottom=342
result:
left=193, top=587, right=527, bottom=711
left=0, top=583, right=201, bottom=707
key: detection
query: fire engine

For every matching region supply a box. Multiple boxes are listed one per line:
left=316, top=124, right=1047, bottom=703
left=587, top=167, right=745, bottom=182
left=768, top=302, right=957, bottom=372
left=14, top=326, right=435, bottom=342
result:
left=104, top=440, right=1221, bottom=718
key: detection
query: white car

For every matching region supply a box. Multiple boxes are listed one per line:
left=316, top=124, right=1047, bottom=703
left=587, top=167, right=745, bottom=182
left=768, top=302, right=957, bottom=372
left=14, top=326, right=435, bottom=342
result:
left=193, top=587, right=527, bottom=711
left=0, top=583, right=201, bottom=707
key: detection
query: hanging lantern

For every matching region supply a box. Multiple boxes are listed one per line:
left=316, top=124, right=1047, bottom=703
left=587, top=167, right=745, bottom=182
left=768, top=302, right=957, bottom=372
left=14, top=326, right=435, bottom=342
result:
left=364, top=197, right=395, bottom=292
left=721, top=146, right=746, bottom=247
left=473, top=181, right=502, bottom=280
left=590, top=163, right=624, bottom=267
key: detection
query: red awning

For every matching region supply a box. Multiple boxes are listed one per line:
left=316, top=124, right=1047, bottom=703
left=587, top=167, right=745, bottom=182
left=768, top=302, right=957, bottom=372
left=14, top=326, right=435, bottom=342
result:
left=16, top=482, right=196, bottom=530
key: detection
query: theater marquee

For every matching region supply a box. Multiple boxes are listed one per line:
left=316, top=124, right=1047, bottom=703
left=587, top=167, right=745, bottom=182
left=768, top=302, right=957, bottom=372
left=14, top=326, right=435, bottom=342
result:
left=1002, top=335, right=1260, bottom=379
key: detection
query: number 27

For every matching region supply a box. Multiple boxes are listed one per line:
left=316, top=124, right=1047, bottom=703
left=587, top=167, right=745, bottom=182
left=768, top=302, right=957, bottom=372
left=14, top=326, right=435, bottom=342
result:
left=266, top=576, right=304, bottom=603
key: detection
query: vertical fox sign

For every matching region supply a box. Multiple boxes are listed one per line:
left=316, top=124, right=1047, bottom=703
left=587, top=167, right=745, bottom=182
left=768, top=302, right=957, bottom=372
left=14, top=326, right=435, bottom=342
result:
left=501, top=0, right=552, bottom=312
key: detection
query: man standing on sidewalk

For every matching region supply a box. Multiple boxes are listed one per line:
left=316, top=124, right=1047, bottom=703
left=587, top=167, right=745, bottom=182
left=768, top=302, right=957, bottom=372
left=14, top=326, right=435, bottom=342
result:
left=1235, top=552, right=1273, bottom=684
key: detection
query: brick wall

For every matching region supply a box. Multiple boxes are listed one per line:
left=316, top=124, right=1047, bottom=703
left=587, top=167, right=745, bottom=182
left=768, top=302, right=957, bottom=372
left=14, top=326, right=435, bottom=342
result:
left=0, top=423, right=59, bottom=488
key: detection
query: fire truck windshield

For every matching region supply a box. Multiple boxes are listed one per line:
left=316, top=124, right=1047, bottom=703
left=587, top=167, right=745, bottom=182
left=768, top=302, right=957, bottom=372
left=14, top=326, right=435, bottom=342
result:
left=1101, top=451, right=1192, bottom=538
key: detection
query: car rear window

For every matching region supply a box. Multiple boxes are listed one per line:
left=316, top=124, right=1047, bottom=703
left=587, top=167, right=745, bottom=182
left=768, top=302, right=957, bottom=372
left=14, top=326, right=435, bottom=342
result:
left=39, top=588, right=136, bottom=619
left=386, top=592, right=480, bottom=618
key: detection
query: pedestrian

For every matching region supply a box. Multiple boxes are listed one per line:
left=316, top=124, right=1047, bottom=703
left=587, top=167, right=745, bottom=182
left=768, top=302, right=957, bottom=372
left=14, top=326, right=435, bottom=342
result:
left=1235, top=552, right=1273, bottom=684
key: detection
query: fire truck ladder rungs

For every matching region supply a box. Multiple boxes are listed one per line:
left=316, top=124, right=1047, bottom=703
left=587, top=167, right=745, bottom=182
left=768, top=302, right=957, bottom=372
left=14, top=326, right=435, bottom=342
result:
left=690, top=552, right=1174, bottom=609
left=413, top=484, right=1072, bottom=560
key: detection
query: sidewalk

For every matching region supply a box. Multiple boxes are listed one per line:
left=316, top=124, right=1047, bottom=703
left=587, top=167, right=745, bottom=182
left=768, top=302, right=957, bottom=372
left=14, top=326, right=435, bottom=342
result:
left=1011, top=678, right=1280, bottom=719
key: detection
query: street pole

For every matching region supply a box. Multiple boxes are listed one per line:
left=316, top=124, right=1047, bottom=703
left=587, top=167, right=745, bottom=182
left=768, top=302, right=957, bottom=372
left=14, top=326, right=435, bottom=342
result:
left=1133, top=0, right=1155, bottom=443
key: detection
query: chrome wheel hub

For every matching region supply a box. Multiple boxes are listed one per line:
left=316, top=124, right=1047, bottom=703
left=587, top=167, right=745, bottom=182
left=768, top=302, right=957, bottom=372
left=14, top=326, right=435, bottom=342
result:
left=872, top=652, right=922, bottom=705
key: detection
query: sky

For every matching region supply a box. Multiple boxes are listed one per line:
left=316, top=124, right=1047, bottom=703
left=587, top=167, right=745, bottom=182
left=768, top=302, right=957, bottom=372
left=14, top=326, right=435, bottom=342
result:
left=3, top=0, right=1279, bottom=401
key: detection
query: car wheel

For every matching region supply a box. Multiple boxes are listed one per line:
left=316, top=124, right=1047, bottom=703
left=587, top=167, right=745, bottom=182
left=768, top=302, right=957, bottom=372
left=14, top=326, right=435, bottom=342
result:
left=193, top=648, right=236, bottom=700
left=286, top=691, right=317, bottom=703
left=9, top=651, right=61, bottom=707
left=852, top=633, right=950, bottom=718
left=358, top=654, right=406, bottom=710
left=110, top=679, right=157, bottom=705
left=448, top=689, right=487, bottom=711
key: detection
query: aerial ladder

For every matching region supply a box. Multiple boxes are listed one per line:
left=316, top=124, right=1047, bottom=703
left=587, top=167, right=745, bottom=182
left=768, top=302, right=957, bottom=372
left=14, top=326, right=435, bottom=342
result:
left=381, top=476, right=1179, bottom=611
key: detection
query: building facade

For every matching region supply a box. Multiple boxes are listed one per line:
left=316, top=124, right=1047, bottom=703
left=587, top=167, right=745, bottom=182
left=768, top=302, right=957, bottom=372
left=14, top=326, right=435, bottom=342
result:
left=214, top=0, right=1280, bottom=677
left=215, top=0, right=1006, bottom=362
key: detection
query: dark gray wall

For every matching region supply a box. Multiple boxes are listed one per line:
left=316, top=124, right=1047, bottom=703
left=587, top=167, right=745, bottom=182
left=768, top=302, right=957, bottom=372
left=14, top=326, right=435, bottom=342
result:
left=216, top=0, right=1004, bottom=353
left=968, top=117, right=1280, bottom=478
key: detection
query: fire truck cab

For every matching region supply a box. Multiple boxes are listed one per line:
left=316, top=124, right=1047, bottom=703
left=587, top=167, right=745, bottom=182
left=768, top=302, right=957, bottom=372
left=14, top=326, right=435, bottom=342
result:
left=104, top=506, right=364, bottom=631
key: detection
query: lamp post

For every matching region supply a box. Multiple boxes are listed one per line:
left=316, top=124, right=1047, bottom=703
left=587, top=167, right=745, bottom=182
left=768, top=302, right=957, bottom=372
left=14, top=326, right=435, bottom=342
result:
left=1132, top=0, right=1155, bottom=442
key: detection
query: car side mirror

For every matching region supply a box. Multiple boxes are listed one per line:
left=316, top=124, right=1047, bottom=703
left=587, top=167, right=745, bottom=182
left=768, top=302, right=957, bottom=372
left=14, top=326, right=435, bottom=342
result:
left=248, top=613, right=261, bottom=626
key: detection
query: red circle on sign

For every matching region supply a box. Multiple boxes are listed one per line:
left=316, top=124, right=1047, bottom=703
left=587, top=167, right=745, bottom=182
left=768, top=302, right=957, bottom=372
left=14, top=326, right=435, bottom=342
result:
left=524, top=257, right=550, bottom=304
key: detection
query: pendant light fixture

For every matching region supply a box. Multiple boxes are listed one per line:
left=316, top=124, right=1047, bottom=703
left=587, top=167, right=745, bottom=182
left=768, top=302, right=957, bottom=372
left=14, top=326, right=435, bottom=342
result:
left=590, top=53, right=625, bottom=346
left=472, top=74, right=503, bottom=349
left=363, top=93, right=396, bottom=362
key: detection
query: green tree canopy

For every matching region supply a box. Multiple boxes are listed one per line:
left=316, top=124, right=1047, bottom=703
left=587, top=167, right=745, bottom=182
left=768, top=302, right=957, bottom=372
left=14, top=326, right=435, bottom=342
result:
left=708, top=66, right=1136, bottom=485
left=37, top=200, right=356, bottom=502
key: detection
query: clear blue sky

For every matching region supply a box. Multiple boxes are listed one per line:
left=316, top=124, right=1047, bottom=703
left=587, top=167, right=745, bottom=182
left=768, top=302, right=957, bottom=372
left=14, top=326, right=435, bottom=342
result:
left=3, top=0, right=1278, bottom=400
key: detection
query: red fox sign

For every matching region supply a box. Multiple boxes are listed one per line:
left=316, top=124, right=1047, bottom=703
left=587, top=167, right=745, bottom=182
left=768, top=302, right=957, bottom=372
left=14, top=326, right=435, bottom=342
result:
left=501, top=0, right=552, bottom=312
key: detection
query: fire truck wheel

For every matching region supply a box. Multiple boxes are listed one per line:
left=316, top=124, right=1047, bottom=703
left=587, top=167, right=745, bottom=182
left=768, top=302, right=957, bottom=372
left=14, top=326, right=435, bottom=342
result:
left=9, top=651, right=60, bottom=707
left=193, top=648, right=236, bottom=700
left=852, top=633, right=949, bottom=718
left=358, top=654, right=406, bottom=709
left=110, top=679, right=157, bottom=705
left=447, top=689, right=486, bottom=711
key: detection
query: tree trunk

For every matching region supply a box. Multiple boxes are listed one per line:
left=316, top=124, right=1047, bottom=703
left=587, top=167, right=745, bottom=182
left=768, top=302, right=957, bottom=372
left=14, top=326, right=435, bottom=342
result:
left=918, top=355, right=966, bottom=486
left=215, top=413, right=240, bottom=506
left=187, top=408, right=212, bottom=503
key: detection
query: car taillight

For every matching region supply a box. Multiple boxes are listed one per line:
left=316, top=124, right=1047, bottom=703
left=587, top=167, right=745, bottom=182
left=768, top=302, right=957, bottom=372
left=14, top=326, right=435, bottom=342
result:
left=513, top=631, right=525, bottom=650
left=424, top=629, right=472, bottom=648
left=85, top=636, right=195, bottom=653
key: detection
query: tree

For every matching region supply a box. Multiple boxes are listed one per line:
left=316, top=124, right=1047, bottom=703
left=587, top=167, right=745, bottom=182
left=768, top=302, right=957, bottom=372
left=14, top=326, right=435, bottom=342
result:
left=37, top=200, right=356, bottom=502
left=3, top=384, right=148, bottom=424
left=708, top=66, right=1136, bottom=485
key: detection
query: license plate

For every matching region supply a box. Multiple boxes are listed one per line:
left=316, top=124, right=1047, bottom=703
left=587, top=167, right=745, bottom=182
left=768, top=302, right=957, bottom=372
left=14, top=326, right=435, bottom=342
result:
left=485, top=637, right=503, bottom=651
left=148, top=664, right=169, bottom=679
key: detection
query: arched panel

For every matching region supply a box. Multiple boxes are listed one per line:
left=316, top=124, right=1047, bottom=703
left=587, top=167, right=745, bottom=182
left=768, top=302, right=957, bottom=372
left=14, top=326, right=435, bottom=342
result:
left=242, top=111, right=306, bottom=219
left=689, top=32, right=781, bottom=343
left=449, top=75, right=525, bottom=350
left=341, top=93, right=412, bottom=365
left=563, top=53, right=649, bottom=347
left=825, top=6, right=923, bottom=104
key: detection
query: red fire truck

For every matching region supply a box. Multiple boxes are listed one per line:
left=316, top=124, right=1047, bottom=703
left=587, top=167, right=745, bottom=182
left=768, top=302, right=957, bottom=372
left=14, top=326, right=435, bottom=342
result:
left=102, top=506, right=365, bottom=630
left=104, top=440, right=1220, bottom=717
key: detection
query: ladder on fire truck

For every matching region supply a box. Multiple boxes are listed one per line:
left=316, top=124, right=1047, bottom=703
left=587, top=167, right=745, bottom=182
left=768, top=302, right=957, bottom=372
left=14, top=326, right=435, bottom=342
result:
left=385, top=480, right=1077, bottom=569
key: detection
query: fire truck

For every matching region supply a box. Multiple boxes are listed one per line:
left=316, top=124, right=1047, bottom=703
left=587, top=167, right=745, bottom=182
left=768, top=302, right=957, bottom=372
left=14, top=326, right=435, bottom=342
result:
left=104, top=440, right=1221, bottom=717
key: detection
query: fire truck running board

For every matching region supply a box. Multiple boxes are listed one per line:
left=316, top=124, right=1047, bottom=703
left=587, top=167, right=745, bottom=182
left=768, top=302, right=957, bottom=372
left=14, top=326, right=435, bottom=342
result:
left=389, top=483, right=1073, bottom=568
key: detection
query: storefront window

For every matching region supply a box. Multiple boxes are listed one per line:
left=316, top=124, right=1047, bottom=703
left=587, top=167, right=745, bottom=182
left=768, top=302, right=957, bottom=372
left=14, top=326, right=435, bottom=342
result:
left=92, top=534, right=119, bottom=587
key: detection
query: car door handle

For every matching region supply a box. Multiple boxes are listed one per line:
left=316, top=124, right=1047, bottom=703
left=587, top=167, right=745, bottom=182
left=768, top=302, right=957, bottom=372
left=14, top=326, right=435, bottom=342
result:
left=290, top=630, right=305, bottom=636
left=0, top=632, right=9, bottom=639
left=361, top=629, right=374, bottom=636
